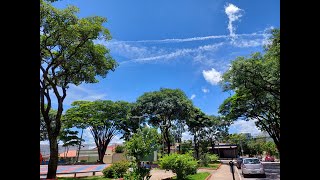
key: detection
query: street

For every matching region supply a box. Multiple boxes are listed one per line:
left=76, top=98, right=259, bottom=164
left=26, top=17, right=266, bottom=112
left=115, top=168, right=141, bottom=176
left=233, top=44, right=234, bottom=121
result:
left=237, top=162, right=280, bottom=180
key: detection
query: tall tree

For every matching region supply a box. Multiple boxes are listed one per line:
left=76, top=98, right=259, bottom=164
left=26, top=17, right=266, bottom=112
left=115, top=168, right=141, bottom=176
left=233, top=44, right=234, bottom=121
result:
left=64, top=100, right=131, bottom=163
left=118, top=103, right=144, bottom=141
left=203, top=116, right=230, bottom=153
left=135, top=88, right=193, bottom=154
left=186, top=107, right=210, bottom=159
left=219, top=29, right=280, bottom=153
left=40, top=1, right=117, bottom=177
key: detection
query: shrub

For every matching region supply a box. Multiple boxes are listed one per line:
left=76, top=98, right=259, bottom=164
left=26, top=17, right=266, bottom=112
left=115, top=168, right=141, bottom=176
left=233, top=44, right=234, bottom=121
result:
left=208, top=154, right=219, bottom=162
left=159, top=153, right=198, bottom=180
left=124, top=163, right=151, bottom=180
left=200, top=153, right=219, bottom=167
left=199, top=153, right=211, bottom=167
left=102, top=160, right=130, bottom=178
left=80, top=160, right=87, bottom=162
left=115, top=145, right=125, bottom=153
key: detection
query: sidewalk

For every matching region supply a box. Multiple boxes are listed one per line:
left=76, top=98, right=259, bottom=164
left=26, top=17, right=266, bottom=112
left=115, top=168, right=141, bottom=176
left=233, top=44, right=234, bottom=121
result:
left=209, top=164, right=241, bottom=180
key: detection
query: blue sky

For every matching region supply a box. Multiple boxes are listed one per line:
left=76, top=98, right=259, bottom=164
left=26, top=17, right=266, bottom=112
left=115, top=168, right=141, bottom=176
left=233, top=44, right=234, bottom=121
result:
left=43, top=0, right=279, bottom=144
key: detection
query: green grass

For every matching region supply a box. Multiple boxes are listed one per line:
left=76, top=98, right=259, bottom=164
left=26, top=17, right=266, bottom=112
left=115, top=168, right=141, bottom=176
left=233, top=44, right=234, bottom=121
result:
left=172, top=172, right=210, bottom=180
left=199, top=162, right=221, bottom=170
left=58, top=176, right=111, bottom=180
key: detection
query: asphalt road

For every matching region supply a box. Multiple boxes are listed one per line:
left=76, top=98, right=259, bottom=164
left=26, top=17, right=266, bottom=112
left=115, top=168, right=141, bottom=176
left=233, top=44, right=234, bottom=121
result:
left=237, top=162, right=280, bottom=180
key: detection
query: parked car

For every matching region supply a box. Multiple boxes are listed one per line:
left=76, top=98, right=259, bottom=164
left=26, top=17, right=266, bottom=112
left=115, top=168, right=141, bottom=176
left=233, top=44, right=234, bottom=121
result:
left=236, top=157, right=243, bottom=169
left=241, top=158, right=266, bottom=178
left=265, top=155, right=275, bottom=162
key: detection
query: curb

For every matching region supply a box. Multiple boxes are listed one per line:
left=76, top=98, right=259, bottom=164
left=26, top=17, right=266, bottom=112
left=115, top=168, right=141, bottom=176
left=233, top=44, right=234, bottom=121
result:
left=234, top=166, right=242, bottom=180
left=205, top=174, right=213, bottom=180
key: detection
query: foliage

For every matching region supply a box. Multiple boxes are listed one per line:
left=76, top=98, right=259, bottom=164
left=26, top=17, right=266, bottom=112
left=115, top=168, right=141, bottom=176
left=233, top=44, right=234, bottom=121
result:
left=219, top=29, right=280, bottom=153
left=102, top=161, right=130, bottom=178
left=124, top=162, right=151, bottom=180
left=263, top=141, right=278, bottom=157
left=40, top=0, right=117, bottom=177
left=64, top=100, right=131, bottom=163
left=159, top=153, right=198, bottom=180
left=199, top=153, right=219, bottom=167
left=180, top=140, right=193, bottom=154
left=125, top=127, right=159, bottom=162
left=186, top=107, right=210, bottom=159
left=115, top=145, right=125, bottom=153
left=203, top=116, right=230, bottom=153
left=134, top=88, right=193, bottom=154
left=172, top=172, right=210, bottom=180
left=40, top=108, right=57, bottom=141
left=208, top=154, right=219, bottom=162
left=199, top=153, right=211, bottom=167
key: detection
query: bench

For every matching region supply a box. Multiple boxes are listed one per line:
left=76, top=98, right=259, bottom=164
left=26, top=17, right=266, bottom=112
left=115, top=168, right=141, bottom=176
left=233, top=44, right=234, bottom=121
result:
left=40, top=170, right=101, bottom=178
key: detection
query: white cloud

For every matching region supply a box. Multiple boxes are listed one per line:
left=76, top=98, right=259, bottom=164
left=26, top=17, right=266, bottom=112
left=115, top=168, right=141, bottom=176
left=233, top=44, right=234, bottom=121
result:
left=190, top=94, right=196, bottom=100
left=125, top=42, right=224, bottom=63
left=202, top=68, right=222, bottom=85
left=202, top=88, right=210, bottom=93
left=182, top=131, right=193, bottom=141
left=225, top=3, right=243, bottom=37
left=229, top=120, right=262, bottom=136
left=118, top=35, right=228, bottom=43
left=64, top=84, right=107, bottom=105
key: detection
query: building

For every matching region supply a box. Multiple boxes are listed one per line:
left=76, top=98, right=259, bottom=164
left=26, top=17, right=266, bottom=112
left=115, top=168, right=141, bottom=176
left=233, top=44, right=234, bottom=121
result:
left=211, top=143, right=238, bottom=159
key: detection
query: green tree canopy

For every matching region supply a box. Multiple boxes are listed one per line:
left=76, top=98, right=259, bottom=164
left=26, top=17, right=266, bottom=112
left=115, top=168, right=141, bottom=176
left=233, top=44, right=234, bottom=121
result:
left=219, top=29, right=280, bottom=153
left=64, top=100, right=131, bottom=163
left=134, top=88, right=193, bottom=154
left=40, top=0, right=117, bottom=177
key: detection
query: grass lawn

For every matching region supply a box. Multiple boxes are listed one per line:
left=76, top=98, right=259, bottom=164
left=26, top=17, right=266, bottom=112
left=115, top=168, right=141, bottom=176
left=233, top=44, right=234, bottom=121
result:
left=200, top=162, right=221, bottom=169
left=58, top=176, right=111, bottom=180
left=172, top=172, right=210, bottom=180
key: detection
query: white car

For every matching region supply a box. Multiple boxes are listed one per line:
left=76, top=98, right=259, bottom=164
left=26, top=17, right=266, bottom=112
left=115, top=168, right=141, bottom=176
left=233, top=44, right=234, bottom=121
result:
left=241, top=158, right=266, bottom=178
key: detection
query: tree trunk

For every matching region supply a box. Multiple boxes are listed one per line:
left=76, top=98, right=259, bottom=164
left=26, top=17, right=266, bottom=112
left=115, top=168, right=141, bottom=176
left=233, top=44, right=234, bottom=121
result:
left=210, top=139, right=215, bottom=154
left=194, top=134, right=199, bottom=159
left=167, top=139, right=171, bottom=155
left=47, top=135, right=59, bottom=179
left=75, top=128, right=84, bottom=164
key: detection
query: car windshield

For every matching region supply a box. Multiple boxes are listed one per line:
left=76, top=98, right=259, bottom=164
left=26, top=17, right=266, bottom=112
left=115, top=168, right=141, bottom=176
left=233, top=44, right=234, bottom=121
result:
left=243, top=159, right=260, bottom=164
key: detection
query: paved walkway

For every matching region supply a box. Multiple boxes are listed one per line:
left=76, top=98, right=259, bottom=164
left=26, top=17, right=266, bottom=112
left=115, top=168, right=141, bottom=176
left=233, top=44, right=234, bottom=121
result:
left=209, top=164, right=241, bottom=180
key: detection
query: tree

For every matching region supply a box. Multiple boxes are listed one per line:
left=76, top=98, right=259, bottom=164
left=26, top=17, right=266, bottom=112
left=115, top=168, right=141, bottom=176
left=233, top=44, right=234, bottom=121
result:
left=186, top=107, right=210, bottom=159
left=203, top=116, right=230, bottom=154
left=40, top=108, right=56, bottom=141
left=135, top=88, right=193, bottom=154
left=118, top=103, right=144, bottom=141
left=219, top=29, right=280, bottom=153
left=64, top=100, right=130, bottom=163
left=40, top=0, right=117, bottom=177
left=180, top=140, right=193, bottom=154
left=124, top=127, right=159, bottom=180
left=125, top=127, right=159, bottom=164
left=59, top=128, right=84, bottom=159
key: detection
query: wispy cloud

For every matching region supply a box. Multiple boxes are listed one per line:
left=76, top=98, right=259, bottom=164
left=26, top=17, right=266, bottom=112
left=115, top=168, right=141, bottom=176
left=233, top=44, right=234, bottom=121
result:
left=229, top=120, right=261, bottom=136
left=123, top=42, right=225, bottom=63
left=225, top=3, right=243, bottom=37
left=64, top=84, right=107, bottom=105
left=202, top=88, right=210, bottom=93
left=202, top=68, right=222, bottom=85
left=190, top=94, right=196, bottom=100
left=114, top=33, right=264, bottom=44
